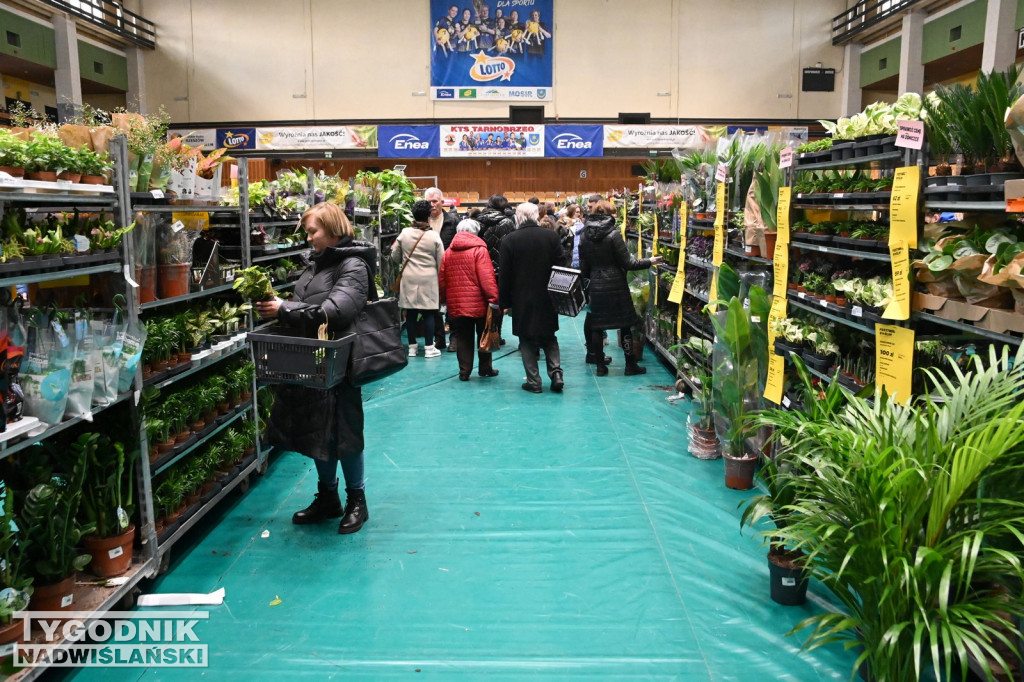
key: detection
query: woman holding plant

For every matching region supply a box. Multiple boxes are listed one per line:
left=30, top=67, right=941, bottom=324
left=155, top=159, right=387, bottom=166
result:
left=255, top=202, right=376, bottom=534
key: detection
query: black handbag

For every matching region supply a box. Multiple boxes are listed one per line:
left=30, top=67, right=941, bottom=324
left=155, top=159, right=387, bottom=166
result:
left=348, top=264, right=408, bottom=387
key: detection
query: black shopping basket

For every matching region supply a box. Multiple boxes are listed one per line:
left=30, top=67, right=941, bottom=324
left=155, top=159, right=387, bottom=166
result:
left=547, top=266, right=585, bottom=317
left=248, top=327, right=356, bottom=389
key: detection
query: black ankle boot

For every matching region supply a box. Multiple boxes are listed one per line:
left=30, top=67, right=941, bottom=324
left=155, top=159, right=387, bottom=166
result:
left=585, top=353, right=612, bottom=365
left=292, top=480, right=343, bottom=525
left=622, top=332, right=647, bottom=375
left=338, top=487, right=369, bottom=534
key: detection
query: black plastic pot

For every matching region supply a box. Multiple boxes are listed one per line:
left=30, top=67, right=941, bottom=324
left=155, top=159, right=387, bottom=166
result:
left=768, top=552, right=809, bottom=606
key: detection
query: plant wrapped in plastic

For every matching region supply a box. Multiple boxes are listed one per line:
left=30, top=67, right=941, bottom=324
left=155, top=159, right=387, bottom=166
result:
left=749, top=344, right=1024, bottom=682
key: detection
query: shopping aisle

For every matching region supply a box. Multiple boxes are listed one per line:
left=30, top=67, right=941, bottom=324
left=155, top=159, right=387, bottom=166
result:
left=66, top=315, right=856, bottom=681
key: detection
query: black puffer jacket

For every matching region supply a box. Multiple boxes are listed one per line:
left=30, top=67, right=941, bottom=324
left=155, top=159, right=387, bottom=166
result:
left=579, top=213, right=651, bottom=330
left=265, top=237, right=376, bottom=461
left=476, top=207, right=515, bottom=272
left=438, top=209, right=459, bottom=249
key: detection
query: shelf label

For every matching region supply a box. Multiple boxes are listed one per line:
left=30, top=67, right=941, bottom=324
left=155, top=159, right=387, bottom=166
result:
left=150, top=189, right=164, bottom=198
left=776, top=187, right=791, bottom=245
left=773, top=238, right=789, bottom=298
left=764, top=354, right=786, bottom=405
left=714, top=181, right=727, bottom=229
left=882, top=240, right=911, bottom=321
left=171, top=220, right=185, bottom=233
left=895, top=120, right=925, bottom=150
left=876, top=324, right=914, bottom=405
left=124, top=264, right=139, bottom=288
left=107, top=545, right=124, bottom=559
left=889, top=166, right=920, bottom=248
left=779, top=147, right=793, bottom=169
left=715, top=163, right=728, bottom=182
left=782, top=395, right=792, bottom=408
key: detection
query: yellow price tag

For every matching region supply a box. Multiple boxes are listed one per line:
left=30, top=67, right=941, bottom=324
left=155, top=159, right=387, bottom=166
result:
left=679, top=203, right=687, bottom=234
left=776, top=187, right=791, bottom=245
left=875, top=324, right=915, bottom=405
left=772, top=238, right=790, bottom=299
left=713, top=225, right=725, bottom=267
left=889, top=166, right=919, bottom=248
left=714, top=182, right=726, bottom=228
left=767, top=297, right=788, bottom=345
left=676, top=303, right=684, bottom=339
left=764, top=354, right=786, bottom=405
left=882, top=240, right=911, bottom=321
left=621, top=201, right=627, bottom=243
left=653, top=270, right=659, bottom=306
left=652, top=213, right=660, bottom=257
left=708, top=271, right=718, bottom=313
left=667, top=269, right=687, bottom=304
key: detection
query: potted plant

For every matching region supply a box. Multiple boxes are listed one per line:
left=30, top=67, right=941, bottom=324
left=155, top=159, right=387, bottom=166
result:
left=23, top=132, right=71, bottom=181
left=232, top=266, right=277, bottom=302
left=686, top=371, right=719, bottom=459
left=0, top=484, right=32, bottom=649
left=0, top=129, right=28, bottom=177
left=157, top=222, right=197, bottom=299
left=78, top=434, right=136, bottom=578
left=76, top=148, right=110, bottom=184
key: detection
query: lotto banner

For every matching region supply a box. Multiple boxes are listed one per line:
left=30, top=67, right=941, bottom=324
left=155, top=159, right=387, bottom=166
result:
left=430, top=0, right=554, bottom=101
left=378, top=126, right=440, bottom=158
left=545, top=125, right=603, bottom=158
left=439, top=124, right=544, bottom=157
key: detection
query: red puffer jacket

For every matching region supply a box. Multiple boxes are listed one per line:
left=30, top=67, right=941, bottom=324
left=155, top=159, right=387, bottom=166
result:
left=439, top=232, right=498, bottom=318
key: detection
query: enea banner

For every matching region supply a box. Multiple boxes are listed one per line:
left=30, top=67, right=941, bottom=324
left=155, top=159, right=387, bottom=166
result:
left=439, top=124, right=544, bottom=157
left=253, top=126, right=378, bottom=151
left=430, top=0, right=553, bottom=101
left=603, top=125, right=711, bottom=149
left=378, top=126, right=440, bottom=158
left=545, top=125, right=603, bottom=158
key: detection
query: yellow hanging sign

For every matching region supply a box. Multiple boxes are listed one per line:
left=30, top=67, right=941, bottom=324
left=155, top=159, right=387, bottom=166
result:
left=889, top=166, right=920, bottom=248
left=776, top=186, right=791, bottom=245
left=767, top=297, right=788, bottom=345
left=882, top=240, right=911, bottom=321
left=713, top=224, right=725, bottom=267
left=708, top=272, right=718, bottom=313
left=714, top=181, right=726, bottom=229
left=676, top=303, right=684, bottom=339
left=620, top=199, right=627, bottom=243
left=679, top=203, right=687, bottom=236
left=668, top=237, right=687, bottom=304
left=876, top=324, right=915, bottom=405
left=772, top=237, right=790, bottom=299
left=652, top=213, right=660, bottom=257
left=764, top=354, right=786, bottom=405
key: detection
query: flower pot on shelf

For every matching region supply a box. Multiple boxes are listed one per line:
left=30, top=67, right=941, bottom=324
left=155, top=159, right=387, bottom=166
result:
left=135, top=265, right=157, bottom=304
left=158, top=263, right=191, bottom=299
left=0, top=165, right=25, bottom=177
left=82, top=525, right=135, bottom=578
left=26, top=170, right=57, bottom=182
left=29, top=574, right=76, bottom=614
left=57, top=171, right=82, bottom=183
left=763, top=231, right=778, bottom=259
left=80, top=174, right=106, bottom=185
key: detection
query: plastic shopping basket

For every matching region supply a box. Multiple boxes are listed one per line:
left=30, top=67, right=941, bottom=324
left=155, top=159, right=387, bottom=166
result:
left=248, top=327, right=356, bottom=389
left=547, top=266, right=586, bottom=317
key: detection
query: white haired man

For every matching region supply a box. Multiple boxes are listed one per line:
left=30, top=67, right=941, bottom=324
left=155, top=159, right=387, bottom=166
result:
left=424, top=187, right=460, bottom=350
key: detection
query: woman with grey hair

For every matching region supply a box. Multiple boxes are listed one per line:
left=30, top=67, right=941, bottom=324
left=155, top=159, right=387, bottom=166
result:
left=439, top=218, right=500, bottom=381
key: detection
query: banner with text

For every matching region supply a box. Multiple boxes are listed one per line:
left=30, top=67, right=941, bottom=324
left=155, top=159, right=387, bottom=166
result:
left=378, top=126, right=440, bottom=158
left=167, top=129, right=218, bottom=151
left=544, top=125, right=603, bottom=158
left=603, top=125, right=711, bottom=149
left=216, top=128, right=256, bottom=151
left=430, top=0, right=554, bottom=101
left=440, top=124, right=545, bottom=157
left=253, top=126, right=378, bottom=151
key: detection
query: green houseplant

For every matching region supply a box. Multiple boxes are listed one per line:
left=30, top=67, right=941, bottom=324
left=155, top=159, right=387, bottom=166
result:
left=0, top=483, right=32, bottom=644
left=78, top=433, right=136, bottom=577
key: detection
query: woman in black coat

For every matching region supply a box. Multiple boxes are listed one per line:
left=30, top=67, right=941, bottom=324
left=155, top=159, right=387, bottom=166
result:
left=256, top=202, right=375, bottom=534
left=578, top=199, right=661, bottom=377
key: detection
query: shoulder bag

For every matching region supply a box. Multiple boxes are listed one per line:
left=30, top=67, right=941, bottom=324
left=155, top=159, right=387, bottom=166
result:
left=349, top=261, right=408, bottom=386
left=390, top=229, right=429, bottom=294
left=478, top=305, right=502, bottom=353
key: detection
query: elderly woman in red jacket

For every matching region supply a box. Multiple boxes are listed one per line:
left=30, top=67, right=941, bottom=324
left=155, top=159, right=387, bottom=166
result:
left=439, top=218, right=500, bottom=381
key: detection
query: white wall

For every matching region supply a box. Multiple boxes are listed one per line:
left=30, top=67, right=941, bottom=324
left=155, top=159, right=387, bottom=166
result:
left=138, top=0, right=847, bottom=122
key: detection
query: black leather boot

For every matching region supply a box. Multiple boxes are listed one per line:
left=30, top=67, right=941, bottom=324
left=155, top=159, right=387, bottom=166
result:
left=292, top=480, right=343, bottom=525
left=338, top=487, right=369, bottom=534
left=622, top=332, right=647, bottom=375
left=591, top=329, right=609, bottom=376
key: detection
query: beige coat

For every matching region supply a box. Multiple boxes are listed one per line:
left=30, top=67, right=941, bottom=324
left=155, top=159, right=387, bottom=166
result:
left=391, top=225, right=444, bottom=310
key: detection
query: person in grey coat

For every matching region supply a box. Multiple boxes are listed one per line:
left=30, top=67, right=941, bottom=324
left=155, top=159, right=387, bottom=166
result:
left=498, top=201, right=566, bottom=394
left=255, top=202, right=375, bottom=534
left=579, top=199, right=661, bottom=377
left=391, top=200, right=445, bottom=358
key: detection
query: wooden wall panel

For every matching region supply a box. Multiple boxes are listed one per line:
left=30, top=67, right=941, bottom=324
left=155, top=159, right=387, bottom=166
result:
left=255, top=158, right=644, bottom=200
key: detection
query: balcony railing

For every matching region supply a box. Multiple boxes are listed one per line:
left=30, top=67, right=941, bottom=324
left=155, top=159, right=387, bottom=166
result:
left=38, top=0, right=155, bottom=49
left=831, top=0, right=921, bottom=45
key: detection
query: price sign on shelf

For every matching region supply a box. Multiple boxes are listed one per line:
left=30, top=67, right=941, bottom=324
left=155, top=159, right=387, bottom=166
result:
left=772, top=238, right=789, bottom=298
left=714, top=181, right=726, bottom=229
left=768, top=297, right=788, bottom=345
left=882, top=240, right=911, bottom=321
left=895, top=119, right=925, bottom=150
left=876, top=324, right=914, bottom=405
left=779, top=147, right=793, bottom=169
left=715, top=163, right=728, bottom=183
left=676, top=303, right=684, bottom=338
left=713, top=224, right=725, bottom=266
left=776, top=186, right=791, bottom=245
left=764, top=354, right=786, bottom=405
left=668, top=268, right=686, bottom=305
left=889, top=166, right=920, bottom=248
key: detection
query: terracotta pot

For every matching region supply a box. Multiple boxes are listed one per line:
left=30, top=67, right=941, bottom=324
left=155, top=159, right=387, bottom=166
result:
left=57, top=171, right=82, bottom=183
left=836, top=296, right=847, bottom=307
left=190, top=420, right=205, bottom=432
left=29, top=574, right=76, bottom=613
left=80, top=174, right=106, bottom=185
left=0, top=165, right=25, bottom=178
left=217, top=401, right=231, bottom=414
left=135, top=265, right=157, bottom=304
left=82, top=526, right=135, bottom=578
left=787, top=283, right=797, bottom=291
left=26, top=170, right=57, bottom=182
left=825, top=295, right=837, bottom=303
left=763, top=231, right=778, bottom=259
left=723, top=453, right=758, bottom=490
left=744, top=245, right=761, bottom=258
left=797, top=286, right=806, bottom=293
left=158, top=263, right=192, bottom=298
left=152, top=359, right=169, bottom=373
left=174, top=430, right=191, bottom=445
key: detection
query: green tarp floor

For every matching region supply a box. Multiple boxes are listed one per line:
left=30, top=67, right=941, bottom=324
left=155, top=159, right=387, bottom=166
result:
left=64, top=314, right=856, bottom=681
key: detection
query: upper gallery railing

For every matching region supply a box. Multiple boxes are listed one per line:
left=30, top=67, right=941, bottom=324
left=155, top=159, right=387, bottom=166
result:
left=38, top=0, right=155, bottom=49
left=831, top=0, right=922, bottom=45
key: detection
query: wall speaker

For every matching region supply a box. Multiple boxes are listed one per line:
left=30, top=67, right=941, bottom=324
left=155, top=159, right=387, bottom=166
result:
left=509, top=105, right=544, bottom=124
left=618, top=112, right=650, bottom=125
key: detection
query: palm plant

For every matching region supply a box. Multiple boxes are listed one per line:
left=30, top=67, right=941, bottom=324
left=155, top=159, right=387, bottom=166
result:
left=752, top=345, right=1024, bottom=682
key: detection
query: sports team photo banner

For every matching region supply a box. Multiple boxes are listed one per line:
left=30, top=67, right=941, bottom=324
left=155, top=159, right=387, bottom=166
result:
left=439, top=124, right=545, bottom=157
left=430, top=0, right=554, bottom=101
left=378, top=126, right=440, bottom=158
left=253, top=126, right=378, bottom=150
left=603, top=125, right=712, bottom=149
left=545, top=125, right=603, bottom=157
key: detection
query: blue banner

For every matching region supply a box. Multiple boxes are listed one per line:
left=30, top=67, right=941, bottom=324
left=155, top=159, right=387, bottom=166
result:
left=216, top=128, right=256, bottom=151
left=545, top=126, right=603, bottom=158
left=378, top=126, right=440, bottom=158
left=430, top=0, right=553, bottom=101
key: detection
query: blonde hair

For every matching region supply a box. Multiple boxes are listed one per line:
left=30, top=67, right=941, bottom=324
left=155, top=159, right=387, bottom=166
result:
left=301, top=202, right=353, bottom=238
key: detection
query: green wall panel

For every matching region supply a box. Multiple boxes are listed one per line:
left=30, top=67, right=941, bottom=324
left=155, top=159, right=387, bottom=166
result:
left=922, top=0, right=987, bottom=64
left=1017, top=0, right=1023, bottom=29
left=0, top=10, right=56, bottom=68
left=861, top=38, right=901, bottom=87
left=77, top=41, right=127, bottom=90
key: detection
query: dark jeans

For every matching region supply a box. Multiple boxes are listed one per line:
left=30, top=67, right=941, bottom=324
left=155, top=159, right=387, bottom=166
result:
left=450, top=316, right=495, bottom=378
left=314, top=452, right=364, bottom=490
left=433, top=310, right=446, bottom=346
left=518, top=334, right=561, bottom=388
left=405, top=309, right=436, bottom=347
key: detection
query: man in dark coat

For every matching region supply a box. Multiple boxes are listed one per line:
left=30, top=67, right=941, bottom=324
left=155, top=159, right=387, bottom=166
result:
left=476, top=194, right=516, bottom=274
left=498, top=201, right=566, bottom=394
left=425, top=187, right=460, bottom=350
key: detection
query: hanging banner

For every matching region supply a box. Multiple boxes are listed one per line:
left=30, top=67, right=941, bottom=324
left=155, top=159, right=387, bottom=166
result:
left=254, top=126, right=378, bottom=150
left=603, top=125, right=711, bottom=149
left=378, top=126, right=440, bottom=158
left=167, top=129, right=217, bottom=151
left=876, top=324, right=914, bottom=405
left=439, top=124, right=544, bottom=157
left=430, top=0, right=554, bottom=101
left=544, top=125, right=603, bottom=158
